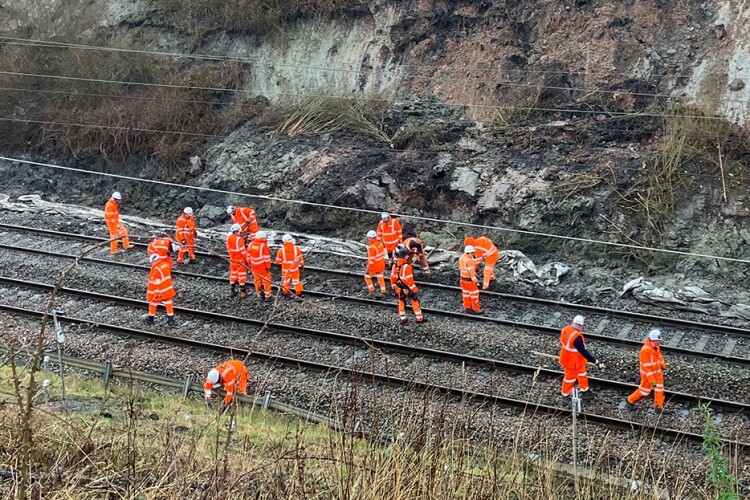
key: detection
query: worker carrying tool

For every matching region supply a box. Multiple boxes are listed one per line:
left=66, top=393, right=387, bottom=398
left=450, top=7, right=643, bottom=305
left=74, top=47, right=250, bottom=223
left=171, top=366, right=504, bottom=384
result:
left=459, top=245, right=481, bottom=314
left=275, top=234, right=304, bottom=297
left=247, top=231, right=272, bottom=299
left=144, top=253, right=176, bottom=325
left=175, top=207, right=197, bottom=264
left=559, top=315, right=604, bottom=400
left=226, top=205, right=260, bottom=237
left=391, top=244, right=425, bottom=324
left=148, top=236, right=179, bottom=266
left=402, top=234, right=431, bottom=275
left=226, top=223, right=248, bottom=298
left=103, top=191, right=133, bottom=254
left=364, top=230, right=388, bottom=298
left=463, top=236, right=499, bottom=289
left=626, top=329, right=668, bottom=412
left=204, top=359, right=250, bottom=405
left=377, top=212, right=403, bottom=263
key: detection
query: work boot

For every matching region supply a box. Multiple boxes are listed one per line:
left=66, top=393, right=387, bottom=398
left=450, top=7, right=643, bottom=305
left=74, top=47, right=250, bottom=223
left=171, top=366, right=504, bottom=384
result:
left=399, top=318, right=407, bottom=325
left=229, top=284, right=237, bottom=297
left=416, top=317, right=428, bottom=324
left=142, top=315, right=155, bottom=325
left=626, top=402, right=638, bottom=411
left=367, top=290, right=376, bottom=298
left=579, top=390, right=595, bottom=401
left=177, top=259, right=185, bottom=264
left=240, top=287, right=248, bottom=299
left=167, top=315, right=175, bottom=325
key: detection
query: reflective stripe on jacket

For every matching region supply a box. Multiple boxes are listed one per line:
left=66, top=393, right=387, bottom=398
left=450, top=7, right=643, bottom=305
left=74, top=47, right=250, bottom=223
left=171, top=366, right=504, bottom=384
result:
left=639, top=340, right=666, bottom=384
left=473, top=236, right=498, bottom=259
left=148, top=237, right=173, bottom=258
left=226, top=233, right=246, bottom=260
left=559, top=325, right=586, bottom=368
left=275, top=242, right=304, bottom=273
left=232, top=207, right=260, bottom=233
left=175, top=214, right=196, bottom=241
left=377, top=218, right=402, bottom=249
left=147, top=259, right=175, bottom=302
left=247, top=239, right=271, bottom=271
left=390, top=258, right=417, bottom=292
left=204, top=360, right=247, bottom=401
left=104, top=198, right=120, bottom=225
left=459, top=254, right=477, bottom=280
left=367, top=239, right=387, bottom=272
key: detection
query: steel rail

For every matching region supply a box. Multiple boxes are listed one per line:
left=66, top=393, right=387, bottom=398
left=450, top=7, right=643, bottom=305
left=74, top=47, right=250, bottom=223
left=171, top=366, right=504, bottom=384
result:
left=1, top=303, right=745, bottom=449
left=1, top=241, right=748, bottom=366
left=2, top=222, right=749, bottom=340
left=1, top=281, right=748, bottom=415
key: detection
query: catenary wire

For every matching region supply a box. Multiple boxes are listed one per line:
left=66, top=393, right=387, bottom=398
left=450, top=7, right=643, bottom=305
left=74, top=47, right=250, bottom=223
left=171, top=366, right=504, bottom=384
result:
left=0, top=35, right=738, bottom=83
left=0, top=155, right=748, bottom=265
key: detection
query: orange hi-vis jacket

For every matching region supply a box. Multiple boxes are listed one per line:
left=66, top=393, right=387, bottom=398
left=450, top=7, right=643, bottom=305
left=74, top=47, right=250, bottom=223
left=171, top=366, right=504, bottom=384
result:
left=367, top=238, right=387, bottom=274
left=175, top=214, right=196, bottom=243
left=147, top=258, right=175, bottom=302
left=377, top=218, right=402, bottom=251
left=227, top=233, right=247, bottom=261
left=639, top=339, right=666, bottom=384
left=232, top=206, right=260, bottom=234
left=391, top=258, right=418, bottom=293
left=275, top=242, right=304, bottom=273
left=148, top=237, right=173, bottom=259
left=104, top=198, right=121, bottom=226
left=459, top=253, right=478, bottom=281
left=472, top=236, right=498, bottom=261
left=559, top=326, right=587, bottom=368
left=402, top=237, right=424, bottom=255
left=204, top=360, right=249, bottom=405
left=247, top=238, right=271, bottom=272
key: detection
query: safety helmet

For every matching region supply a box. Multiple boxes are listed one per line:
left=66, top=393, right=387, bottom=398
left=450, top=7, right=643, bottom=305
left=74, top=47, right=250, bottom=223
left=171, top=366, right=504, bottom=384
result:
left=572, top=315, right=585, bottom=326
left=367, top=230, right=377, bottom=239
left=648, top=329, right=662, bottom=342
left=149, top=253, right=160, bottom=264
left=381, top=212, right=390, bottom=220
left=395, top=244, right=409, bottom=259
left=207, top=369, right=220, bottom=385
left=112, top=191, right=122, bottom=200
left=282, top=233, right=294, bottom=243
left=184, top=207, right=193, bottom=215
left=230, top=223, right=242, bottom=233
left=170, top=241, right=180, bottom=253
left=464, top=245, right=476, bottom=254
left=464, top=237, right=475, bottom=246
left=226, top=206, right=235, bottom=215
left=254, top=231, right=267, bottom=239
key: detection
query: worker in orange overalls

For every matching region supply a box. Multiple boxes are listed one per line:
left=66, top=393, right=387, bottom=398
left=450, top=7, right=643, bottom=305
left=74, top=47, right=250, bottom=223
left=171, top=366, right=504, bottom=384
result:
left=464, top=236, right=499, bottom=289
left=275, top=234, right=304, bottom=297
left=364, top=230, right=388, bottom=298
left=144, top=253, right=176, bottom=325
left=391, top=245, right=425, bottom=324
left=402, top=234, right=431, bottom=275
left=175, top=207, right=197, bottom=264
left=459, top=245, right=481, bottom=314
left=247, top=231, right=272, bottom=300
left=559, top=315, right=603, bottom=400
left=627, top=329, right=668, bottom=412
left=204, top=359, right=250, bottom=405
left=148, top=236, right=179, bottom=266
left=103, top=191, right=133, bottom=254
left=226, top=223, right=248, bottom=298
left=377, top=212, right=402, bottom=263
left=227, top=205, right=260, bottom=237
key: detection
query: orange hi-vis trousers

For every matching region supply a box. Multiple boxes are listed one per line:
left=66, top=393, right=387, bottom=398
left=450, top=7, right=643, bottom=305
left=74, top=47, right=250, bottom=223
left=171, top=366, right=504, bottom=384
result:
left=148, top=299, right=174, bottom=316
left=281, top=270, right=303, bottom=296
left=252, top=270, right=272, bottom=298
left=627, top=374, right=665, bottom=408
left=364, top=273, right=386, bottom=293
left=106, top=222, right=132, bottom=254
left=560, top=363, right=590, bottom=396
left=177, top=237, right=196, bottom=262
left=460, top=279, right=480, bottom=312
left=481, top=253, right=499, bottom=290
left=229, top=261, right=247, bottom=285
left=396, top=288, right=423, bottom=322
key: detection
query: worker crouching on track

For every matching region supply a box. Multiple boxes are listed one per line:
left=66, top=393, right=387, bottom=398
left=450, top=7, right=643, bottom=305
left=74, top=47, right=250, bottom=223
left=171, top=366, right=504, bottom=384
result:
left=248, top=231, right=273, bottom=299
left=364, top=230, right=388, bottom=298
left=275, top=234, right=304, bottom=297
left=464, top=235, right=499, bottom=290
left=175, top=207, right=197, bottom=264
left=104, top=191, right=133, bottom=254
left=402, top=234, right=431, bottom=275
left=627, top=329, right=668, bottom=412
left=459, top=245, right=481, bottom=314
left=227, top=223, right=248, bottom=298
left=377, top=212, right=402, bottom=263
left=144, top=253, right=176, bottom=325
left=148, top=236, right=179, bottom=267
left=391, top=245, right=426, bottom=324
left=559, top=315, right=604, bottom=400
left=205, top=359, right=250, bottom=406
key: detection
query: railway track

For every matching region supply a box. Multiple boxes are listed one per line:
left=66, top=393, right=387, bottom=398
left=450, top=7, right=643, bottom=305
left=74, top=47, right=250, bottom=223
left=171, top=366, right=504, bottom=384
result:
left=2, top=297, right=748, bottom=449
left=1, top=223, right=749, bottom=365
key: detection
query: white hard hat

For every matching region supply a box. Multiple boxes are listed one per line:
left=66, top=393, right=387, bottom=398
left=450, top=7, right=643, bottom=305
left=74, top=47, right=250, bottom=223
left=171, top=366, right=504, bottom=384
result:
left=226, top=206, right=235, bottom=215
left=170, top=241, right=180, bottom=253
left=573, top=315, right=585, bottom=326
left=380, top=212, right=390, bottom=220
left=183, top=207, right=193, bottom=215
left=367, top=230, right=377, bottom=239
left=282, top=233, right=294, bottom=243
left=230, top=223, right=242, bottom=233
left=149, top=253, right=160, bottom=263
left=207, top=369, right=220, bottom=385
left=464, top=245, right=476, bottom=254
left=648, top=329, right=662, bottom=341
left=112, top=191, right=122, bottom=200
left=254, top=231, right=267, bottom=239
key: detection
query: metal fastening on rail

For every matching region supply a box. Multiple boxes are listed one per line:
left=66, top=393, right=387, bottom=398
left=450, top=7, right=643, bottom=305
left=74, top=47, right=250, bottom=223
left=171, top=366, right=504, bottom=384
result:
left=182, top=375, right=192, bottom=398
left=262, top=390, right=272, bottom=410
left=103, top=361, right=113, bottom=387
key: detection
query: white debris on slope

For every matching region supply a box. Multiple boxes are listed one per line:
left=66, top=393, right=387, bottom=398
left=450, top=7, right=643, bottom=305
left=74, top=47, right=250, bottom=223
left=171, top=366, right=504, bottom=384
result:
left=499, top=250, right=570, bottom=286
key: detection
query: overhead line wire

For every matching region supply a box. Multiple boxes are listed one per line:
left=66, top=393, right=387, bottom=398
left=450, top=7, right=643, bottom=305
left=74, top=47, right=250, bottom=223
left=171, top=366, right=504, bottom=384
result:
left=0, top=155, right=748, bottom=265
